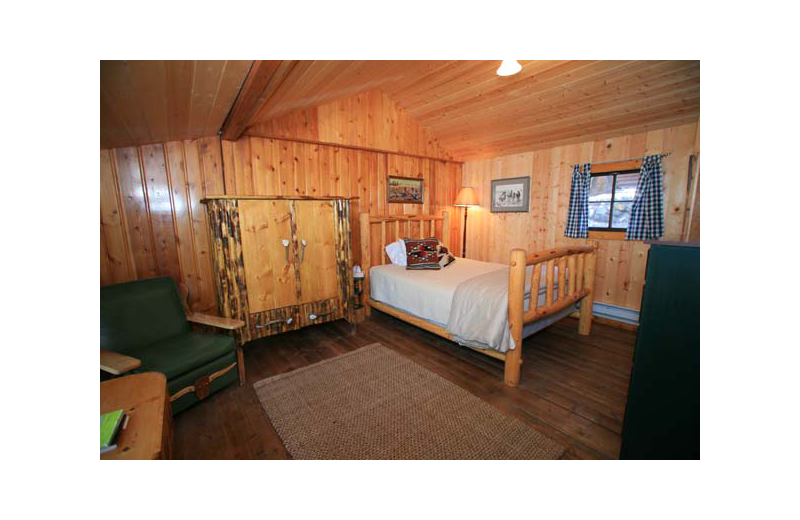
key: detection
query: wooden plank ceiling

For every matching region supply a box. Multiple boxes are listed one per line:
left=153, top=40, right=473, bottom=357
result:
left=100, top=60, right=252, bottom=149
left=101, top=60, right=699, bottom=159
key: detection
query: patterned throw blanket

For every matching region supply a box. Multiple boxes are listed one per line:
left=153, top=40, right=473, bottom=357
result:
left=404, top=238, right=455, bottom=270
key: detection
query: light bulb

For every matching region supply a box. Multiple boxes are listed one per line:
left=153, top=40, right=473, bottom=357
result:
left=496, top=60, right=522, bottom=76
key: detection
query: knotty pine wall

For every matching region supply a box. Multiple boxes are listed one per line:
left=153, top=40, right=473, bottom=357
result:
left=462, top=121, right=699, bottom=311
left=101, top=91, right=464, bottom=316
left=247, top=89, right=453, bottom=160
left=240, top=89, right=463, bottom=264
left=220, top=137, right=463, bottom=272
left=100, top=137, right=224, bottom=314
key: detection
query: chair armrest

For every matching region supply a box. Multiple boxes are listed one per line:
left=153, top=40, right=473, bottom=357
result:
left=187, top=313, right=245, bottom=330
left=100, top=348, right=141, bottom=375
left=179, top=283, right=244, bottom=330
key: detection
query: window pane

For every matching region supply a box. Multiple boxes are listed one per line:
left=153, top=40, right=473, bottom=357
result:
left=614, top=173, right=639, bottom=201
left=612, top=201, right=633, bottom=228
left=589, top=202, right=611, bottom=228
left=589, top=176, right=612, bottom=202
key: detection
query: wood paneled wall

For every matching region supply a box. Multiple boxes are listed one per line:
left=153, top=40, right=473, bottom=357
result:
left=100, top=137, right=224, bottom=314
left=228, top=88, right=463, bottom=267
left=462, top=122, right=699, bottom=311
left=101, top=92, right=463, bottom=317
left=246, top=89, right=453, bottom=160
left=220, top=136, right=463, bottom=268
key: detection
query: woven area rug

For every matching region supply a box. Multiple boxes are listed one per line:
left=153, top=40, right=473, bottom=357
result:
left=253, top=343, right=564, bottom=459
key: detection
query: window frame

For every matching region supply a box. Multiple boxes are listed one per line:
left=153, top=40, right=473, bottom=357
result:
left=588, top=168, right=640, bottom=232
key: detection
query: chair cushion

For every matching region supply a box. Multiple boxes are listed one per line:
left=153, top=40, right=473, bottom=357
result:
left=101, top=277, right=189, bottom=354
left=127, top=332, right=237, bottom=380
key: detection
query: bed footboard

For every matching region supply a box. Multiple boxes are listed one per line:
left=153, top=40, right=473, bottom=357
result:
left=505, top=244, right=598, bottom=387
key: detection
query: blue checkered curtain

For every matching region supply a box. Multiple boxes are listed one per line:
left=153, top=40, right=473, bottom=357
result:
left=626, top=155, right=665, bottom=240
left=564, top=163, right=592, bottom=238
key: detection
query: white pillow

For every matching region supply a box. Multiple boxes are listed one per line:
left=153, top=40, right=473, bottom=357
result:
left=385, top=239, right=407, bottom=266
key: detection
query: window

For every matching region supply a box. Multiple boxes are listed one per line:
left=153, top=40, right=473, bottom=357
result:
left=588, top=170, right=639, bottom=231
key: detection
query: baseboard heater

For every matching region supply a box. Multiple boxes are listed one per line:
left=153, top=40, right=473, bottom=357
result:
left=577, top=300, right=640, bottom=326
left=533, top=284, right=640, bottom=326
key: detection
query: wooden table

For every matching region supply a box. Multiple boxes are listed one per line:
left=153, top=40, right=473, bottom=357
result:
left=100, top=372, right=173, bottom=460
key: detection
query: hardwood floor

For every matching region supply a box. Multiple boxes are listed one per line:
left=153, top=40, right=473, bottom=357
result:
left=173, top=312, right=636, bottom=460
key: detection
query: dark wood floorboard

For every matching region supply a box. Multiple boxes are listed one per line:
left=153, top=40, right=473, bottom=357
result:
left=173, top=312, right=636, bottom=460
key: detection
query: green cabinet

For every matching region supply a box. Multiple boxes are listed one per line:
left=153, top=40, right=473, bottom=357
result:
left=620, top=242, right=700, bottom=459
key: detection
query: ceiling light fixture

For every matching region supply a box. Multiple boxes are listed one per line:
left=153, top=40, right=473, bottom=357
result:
left=496, top=60, right=522, bottom=76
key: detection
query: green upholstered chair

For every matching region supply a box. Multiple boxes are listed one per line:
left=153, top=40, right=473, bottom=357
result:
left=100, top=277, right=245, bottom=414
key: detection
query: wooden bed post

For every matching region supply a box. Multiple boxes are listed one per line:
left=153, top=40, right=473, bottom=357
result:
left=505, top=248, right=526, bottom=387
left=578, top=245, right=598, bottom=335
left=442, top=211, right=451, bottom=250
left=359, top=212, right=372, bottom=317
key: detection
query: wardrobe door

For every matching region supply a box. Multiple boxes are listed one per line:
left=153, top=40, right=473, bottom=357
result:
left=239, top=200, right=298, bottom=313
left=294, top=200, right=339, bottom=304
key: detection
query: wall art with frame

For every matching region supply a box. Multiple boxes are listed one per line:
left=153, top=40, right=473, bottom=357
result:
left=490, top=176, right=530, bottom=212
left=388, top=176, right=424, bottom=204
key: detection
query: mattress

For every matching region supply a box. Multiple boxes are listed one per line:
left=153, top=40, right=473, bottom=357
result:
left=369, top=258, right=573, bottom=345
left=370, top=257, right=506, bottom=326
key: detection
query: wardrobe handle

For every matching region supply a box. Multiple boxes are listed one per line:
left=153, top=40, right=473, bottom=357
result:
left=255, top=317, right=294, bottom=329
left=299, top=239, right=307, bottom=264
left=308, top=311, right=334, bottom=321
left=282, top=239, right=290, bottom=264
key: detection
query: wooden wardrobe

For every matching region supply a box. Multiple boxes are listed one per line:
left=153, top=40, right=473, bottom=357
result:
left=203, top=196, right=356, bottom=344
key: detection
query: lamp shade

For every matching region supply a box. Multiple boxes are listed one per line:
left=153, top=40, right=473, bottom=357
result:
left=454, top=187, right=479, bottom=206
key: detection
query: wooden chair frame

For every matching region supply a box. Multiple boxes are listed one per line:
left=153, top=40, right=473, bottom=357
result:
left=359, top=211, right=597, bottom=387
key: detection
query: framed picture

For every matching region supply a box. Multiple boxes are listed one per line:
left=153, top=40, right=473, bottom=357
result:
left=388, top=176, right=424, bottom=204
left=491, top=176, right=531, bottom=213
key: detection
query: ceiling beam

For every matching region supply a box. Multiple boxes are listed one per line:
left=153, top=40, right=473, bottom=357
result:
left=220, top=60, right=286, bottom=141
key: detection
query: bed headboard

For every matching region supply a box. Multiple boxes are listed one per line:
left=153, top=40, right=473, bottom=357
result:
left=358, top=211, right=450, bottom=310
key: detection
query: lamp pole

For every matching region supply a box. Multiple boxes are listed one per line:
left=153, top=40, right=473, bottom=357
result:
left=454, top=187, right=478, bottom=259
left=462, top=206, right=468, bottom=258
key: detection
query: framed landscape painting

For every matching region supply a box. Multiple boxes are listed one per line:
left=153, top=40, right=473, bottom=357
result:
left=491, top=176, right=531, bottom=212
left=388, top=176, right=424, bottom=204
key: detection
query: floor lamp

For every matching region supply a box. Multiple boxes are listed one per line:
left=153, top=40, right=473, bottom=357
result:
left=454, top=187, right=479, bottom=258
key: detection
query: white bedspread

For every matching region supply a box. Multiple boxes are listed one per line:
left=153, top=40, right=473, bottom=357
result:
left=369, top=258, right=506, bottom=325
left=370, top=259, right=574, bottom=353
left=446, top=267, right=518, bottom=353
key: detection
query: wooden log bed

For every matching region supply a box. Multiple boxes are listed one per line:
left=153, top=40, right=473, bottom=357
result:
left=359, top=211, right=597, bottom=388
